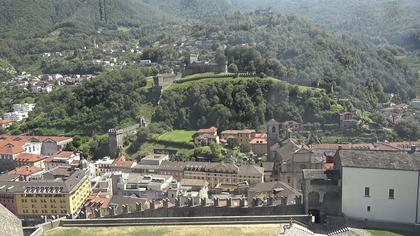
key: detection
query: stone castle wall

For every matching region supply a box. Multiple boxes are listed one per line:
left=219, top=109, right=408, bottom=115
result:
left=183, top=63, right=227, bottom=77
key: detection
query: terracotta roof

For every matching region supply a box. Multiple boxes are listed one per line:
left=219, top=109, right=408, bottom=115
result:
left=85, top=193, right=111, bottom=209
left=197, top=127, right=218, bottom=134
left=111, top=156, right=135, bottom=169
left=0, top=119, right=13, bottom=125
left=0, top=135, right=72, bottom=143
left=8, top=166, right=43, bottom=176
left=15, top=153, right=45, bottom=163
left=54, top=151, right=75, bottom=159
left=0, top=141, right=25, bottom=155
left=249, top=138, right=267, bottom=144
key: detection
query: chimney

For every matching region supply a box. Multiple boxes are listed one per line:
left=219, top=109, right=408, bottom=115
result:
left=338, top=145, right=342, bottom=150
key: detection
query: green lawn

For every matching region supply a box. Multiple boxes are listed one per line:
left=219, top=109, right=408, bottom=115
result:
left=158, top=130, right=196, bottom=143
left=44, top=225, right=280, bottom=236
left=368, top=229, right=418, bottom=236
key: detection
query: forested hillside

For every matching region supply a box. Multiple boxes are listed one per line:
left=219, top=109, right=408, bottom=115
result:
left=154, top=76, right=341, bottom=130
left=229, top=0, right=420, bottom=50
left=13, top=66, right=156, bottom=135
left=0, top=0, right=177, bottom=39
left=201, top=15, right=418, bottom=106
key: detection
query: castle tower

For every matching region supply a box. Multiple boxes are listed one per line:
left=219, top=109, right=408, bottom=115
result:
left=267, top=119, right=280, bottom=161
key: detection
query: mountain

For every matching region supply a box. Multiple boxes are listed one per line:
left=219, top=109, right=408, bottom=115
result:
left=0, top=0, right=175, bottom=39
left=0, top=0, right=236, bottom=39
left=228, top=0, right=420, bottom=50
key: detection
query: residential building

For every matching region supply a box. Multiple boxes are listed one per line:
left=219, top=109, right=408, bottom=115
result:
left=12, top=103, right=35, bottom=113
left=111, top=172, right=173, bottom=199
left=43, top=151, right=80, bottom=170
left=0, top=169, right=91, bottom=220
left=139, top=153, right=169, bottom=166
left=193, top=127, right=219, bottom=146
left=158, top=161, right=186, bottom=181
left=220, top=129, right=256, bottom=145
left=0, top=135, right=73, bottom=156
left=0, top=119, right=13, bottom=129
left=339, top=112, right=358, bottom=129
left=159, top=161, right=264, bottom=188
left=249, top=133, right=267, bottom=155
left=8, top=166, right=44, bottom=180
left=110, top=156, right=135, bottom=172
left=3, top=112, right=29, bottom=122
left=93, top=157, right=114, bottom=176
left=14, top=153, right=46, bottom=168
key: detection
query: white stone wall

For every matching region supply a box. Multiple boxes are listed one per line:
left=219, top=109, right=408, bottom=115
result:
left=342, top=167, right=419, bottom=224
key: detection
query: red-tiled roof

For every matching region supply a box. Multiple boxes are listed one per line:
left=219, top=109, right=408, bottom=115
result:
left=85, top=193, right=111, bottom=209
left=0, top=141, right=25, bottom=155
left=8, top=166, right=43, bottom=176
left=0, top=135, right=72, bottom=143
left=249, top=138, right=267, bottom=144
left=54, top=151, right=75, bottom=159
left=197, top=127, right=218, bottom=134
left=111, top=156, right=134, bottom=168
left=15, top=153, right=45, bottom=163
left=0, top=119, right=13, bottom=125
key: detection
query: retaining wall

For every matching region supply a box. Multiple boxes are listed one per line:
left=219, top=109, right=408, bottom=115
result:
left=113, top=205, right=304, bottom=218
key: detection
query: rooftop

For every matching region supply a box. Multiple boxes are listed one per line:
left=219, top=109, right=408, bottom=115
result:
left=8, top=166, right=43, bottom=177
left=14, top=153, right=45, bottom=162
left=221, top=129, right=256, bottom=135
left=197, top=127, right=217, bottom=134
left=337, top=150, right=420, bottom=171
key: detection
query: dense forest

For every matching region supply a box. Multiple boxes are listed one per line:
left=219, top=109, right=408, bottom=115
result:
left=154, top=77, right=341, bottom=130
left=229, top=0, right=420, bottom=50
left=11, top=66, right=156, bottom=135
left=189, top=14, right=418, bottom=107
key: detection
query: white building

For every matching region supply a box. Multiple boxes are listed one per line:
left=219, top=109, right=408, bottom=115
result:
left=337, top=150, right=420, bottom=225
left=12, top=103, right=35, bottom=113
left=3, top=112, right=29, bottom=122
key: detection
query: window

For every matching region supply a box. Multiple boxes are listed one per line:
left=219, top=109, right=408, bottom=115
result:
left=389, top=189, right=395, bottom=199
left=271, top=127, right=276, bottom=133
left=367, top=206, right=371, bottom=212
left=364, top=187, right=370, bottom=197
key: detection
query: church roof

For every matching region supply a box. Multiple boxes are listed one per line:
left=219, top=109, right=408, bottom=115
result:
left=337, top=150, right=420, bottom=171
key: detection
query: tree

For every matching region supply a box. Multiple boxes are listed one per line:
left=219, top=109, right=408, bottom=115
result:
left=240, top=143, right=252, bottom=153
left=228, top=63, right=238, bottom=73
left=395, top=121, right=420, bottom=141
